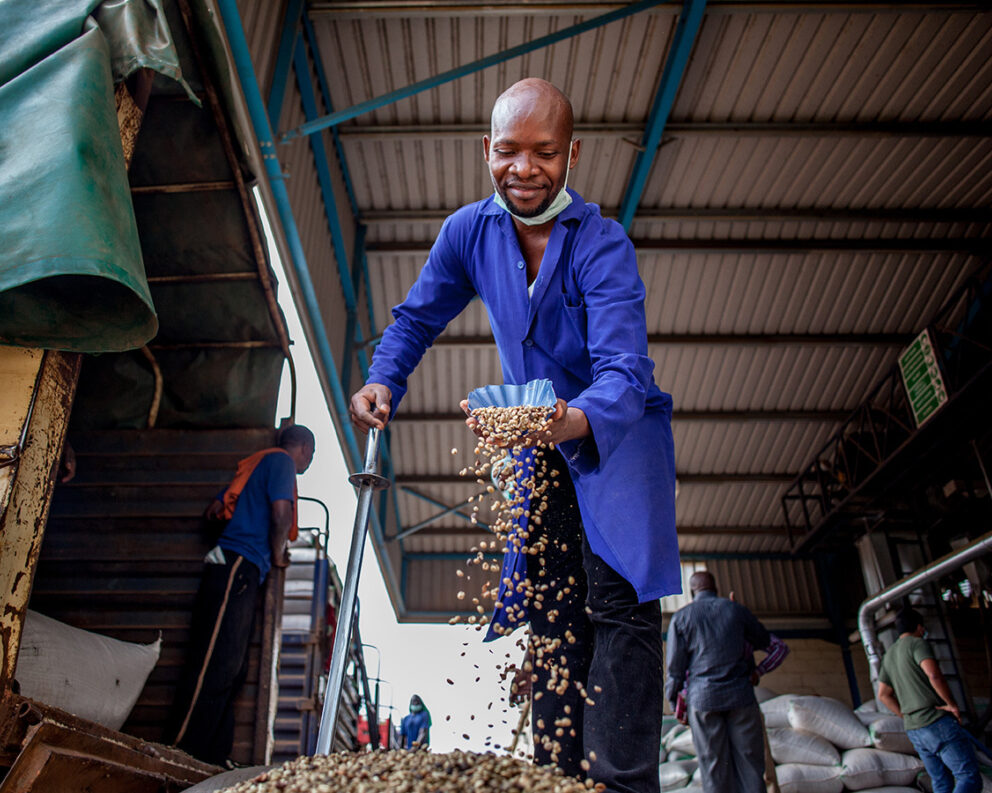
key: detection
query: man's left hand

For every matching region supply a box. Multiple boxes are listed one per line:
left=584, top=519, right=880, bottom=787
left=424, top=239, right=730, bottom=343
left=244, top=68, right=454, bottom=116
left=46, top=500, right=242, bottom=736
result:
left=540, top=399, right=589, bottom=446
left=459, top=397, right=590, bottom=448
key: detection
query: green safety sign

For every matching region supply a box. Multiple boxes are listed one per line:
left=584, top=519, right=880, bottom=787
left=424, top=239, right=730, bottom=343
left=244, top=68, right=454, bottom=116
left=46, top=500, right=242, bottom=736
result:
left=898, top=329, right=948, bottom=427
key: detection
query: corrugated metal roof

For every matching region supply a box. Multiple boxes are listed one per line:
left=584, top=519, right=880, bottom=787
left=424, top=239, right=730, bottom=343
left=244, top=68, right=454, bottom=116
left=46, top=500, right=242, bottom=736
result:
left=233, top=1, right=992, bottom=624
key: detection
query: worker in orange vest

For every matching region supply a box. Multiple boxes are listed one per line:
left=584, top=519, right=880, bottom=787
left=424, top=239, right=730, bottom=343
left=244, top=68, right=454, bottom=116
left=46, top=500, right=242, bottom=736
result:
left=166, top=424, right=315, bottom=766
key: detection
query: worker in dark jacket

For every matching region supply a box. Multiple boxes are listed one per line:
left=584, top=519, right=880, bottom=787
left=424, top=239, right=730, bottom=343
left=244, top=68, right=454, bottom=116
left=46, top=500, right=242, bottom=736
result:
left=166, top=424, right=314, bottom=765
left=666, top=571, right=772, bottom=793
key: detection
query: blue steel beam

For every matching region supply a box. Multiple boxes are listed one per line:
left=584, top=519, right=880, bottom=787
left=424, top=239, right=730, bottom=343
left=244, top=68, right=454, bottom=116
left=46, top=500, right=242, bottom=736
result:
left=292, top=42, right=359, bottom=317
left=267, top=0, right=306, bottom=127
left=292, top=30, right=405, bottom=573
left=617, top=0, right=707, bottom=232
left=302, top=10, right=359, bottom=217
left=215, top=0, right=405, bottom=614
left=399, top=486, right=491, bottom=532
left=280, top=0, right=675, bottom=142
left=215, top=0, right=360, bottom=463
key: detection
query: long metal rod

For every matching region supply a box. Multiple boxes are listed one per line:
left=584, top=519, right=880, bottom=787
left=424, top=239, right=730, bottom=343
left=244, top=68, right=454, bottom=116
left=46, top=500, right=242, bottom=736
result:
left=618, top=0, right=707, bottom=231
left=316, top=429, right=385, bottom=754
left=858, top=529, right=992, bottom=684
left=280, top=0, right=674, bottom=140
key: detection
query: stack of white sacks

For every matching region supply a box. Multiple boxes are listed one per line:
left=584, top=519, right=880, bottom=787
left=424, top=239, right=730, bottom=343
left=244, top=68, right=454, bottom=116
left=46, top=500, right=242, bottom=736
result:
left=658, top=687, right=987, bottom=793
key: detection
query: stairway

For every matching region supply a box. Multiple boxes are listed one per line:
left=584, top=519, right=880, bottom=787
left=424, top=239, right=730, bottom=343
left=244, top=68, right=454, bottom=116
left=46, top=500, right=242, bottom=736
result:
left=887, top=534, right=972, bottom=720
left=272, top=536, right=320, bottom=763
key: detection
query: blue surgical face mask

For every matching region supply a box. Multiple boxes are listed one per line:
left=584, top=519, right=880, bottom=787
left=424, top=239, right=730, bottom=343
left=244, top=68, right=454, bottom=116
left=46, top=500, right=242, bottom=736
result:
left=492, top=141, right=574, bottom=226
left=410, top=703, right=424, bottom=713
left=922, top=629, right=929, bottom=641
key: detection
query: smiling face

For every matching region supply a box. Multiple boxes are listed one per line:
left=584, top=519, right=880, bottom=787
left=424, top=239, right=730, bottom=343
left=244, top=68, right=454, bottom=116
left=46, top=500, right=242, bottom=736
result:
left=483, top=79, right=579, bottom=219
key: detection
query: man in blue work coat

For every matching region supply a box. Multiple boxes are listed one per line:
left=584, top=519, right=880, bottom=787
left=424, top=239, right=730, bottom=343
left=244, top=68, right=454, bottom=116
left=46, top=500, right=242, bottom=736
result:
left=350, top=78, right=680, bottom=793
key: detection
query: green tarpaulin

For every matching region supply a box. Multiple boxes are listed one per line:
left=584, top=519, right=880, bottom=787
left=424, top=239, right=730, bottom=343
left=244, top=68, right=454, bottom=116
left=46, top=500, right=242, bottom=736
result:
left=0, top=0, right=193, bottom=352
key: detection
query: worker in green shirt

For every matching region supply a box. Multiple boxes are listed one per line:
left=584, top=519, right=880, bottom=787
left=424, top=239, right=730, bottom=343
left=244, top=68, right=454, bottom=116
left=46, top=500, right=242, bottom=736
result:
left=876, top=607, right=981, bottom=793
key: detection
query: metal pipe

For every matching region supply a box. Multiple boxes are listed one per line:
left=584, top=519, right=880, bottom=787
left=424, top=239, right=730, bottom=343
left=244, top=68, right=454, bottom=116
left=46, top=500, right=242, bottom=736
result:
left=315, top=429, right=390, bottom=754
left=858, top=529, right=992, bottom=683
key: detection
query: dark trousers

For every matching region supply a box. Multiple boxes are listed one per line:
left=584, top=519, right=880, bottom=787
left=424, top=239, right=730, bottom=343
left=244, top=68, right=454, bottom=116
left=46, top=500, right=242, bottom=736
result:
left=527, top=450, right=665, bottom=793
left=690, top=702, right=765, bottom=793
left=165, top=552, right=259, bottom=764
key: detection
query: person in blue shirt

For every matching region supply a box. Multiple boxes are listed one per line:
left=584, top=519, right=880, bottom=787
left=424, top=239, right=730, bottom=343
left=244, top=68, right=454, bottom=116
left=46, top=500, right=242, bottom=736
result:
left=665, top=571, right=772, bottom=793
left=350, top=78, right=679, bottom=793
left=166, top=424, right=315, bottom=765
left=400, top=694, right=432, bottom=750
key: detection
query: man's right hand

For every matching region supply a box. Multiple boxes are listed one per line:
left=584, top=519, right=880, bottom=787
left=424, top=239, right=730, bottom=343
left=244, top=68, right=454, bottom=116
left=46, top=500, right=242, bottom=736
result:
left=350, top=383, right=393, bottom=432
left=938, top=703, right=962, bottom=723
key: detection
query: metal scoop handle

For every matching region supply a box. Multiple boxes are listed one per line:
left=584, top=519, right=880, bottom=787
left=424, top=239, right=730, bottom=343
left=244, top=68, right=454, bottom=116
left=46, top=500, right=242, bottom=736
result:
left=315, top=428, right=389, bottom=755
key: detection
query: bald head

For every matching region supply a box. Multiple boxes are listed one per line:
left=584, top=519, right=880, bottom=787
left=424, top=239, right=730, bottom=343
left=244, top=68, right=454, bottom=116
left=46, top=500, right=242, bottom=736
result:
left=689, top=571, right=716, bottom=596
left=485, top=79, right=578, bottom=221
left=491, top=78, right=574, bottom=141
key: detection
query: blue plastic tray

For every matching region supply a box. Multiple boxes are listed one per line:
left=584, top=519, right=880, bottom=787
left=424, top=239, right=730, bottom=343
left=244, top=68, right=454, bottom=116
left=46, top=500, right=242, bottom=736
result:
left=466, top=378, right=556, bottom=412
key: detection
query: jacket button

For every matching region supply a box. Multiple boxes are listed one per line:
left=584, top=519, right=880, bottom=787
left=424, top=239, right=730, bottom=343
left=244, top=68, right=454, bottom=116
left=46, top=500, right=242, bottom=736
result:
left=516, top=261, right=525, bottom=269
left=524, top=339, right=534, bottom=347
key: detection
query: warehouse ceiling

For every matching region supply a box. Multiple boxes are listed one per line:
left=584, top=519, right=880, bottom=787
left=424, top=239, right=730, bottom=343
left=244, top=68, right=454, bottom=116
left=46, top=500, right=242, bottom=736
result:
left=233, top=0, right=992, bottom=625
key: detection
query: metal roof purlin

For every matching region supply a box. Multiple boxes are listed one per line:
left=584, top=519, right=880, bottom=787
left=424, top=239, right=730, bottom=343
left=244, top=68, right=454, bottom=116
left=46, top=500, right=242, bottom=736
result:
left=618, top=0, right=707, bottom=232
left=278, top=0, right=675, bottom=142
left=337, top=121, right=992, bottom=138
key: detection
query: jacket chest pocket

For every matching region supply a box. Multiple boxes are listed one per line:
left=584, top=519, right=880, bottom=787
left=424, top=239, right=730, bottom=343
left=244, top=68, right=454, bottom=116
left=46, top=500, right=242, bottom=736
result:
left=547, top=295, right=591, bottom=379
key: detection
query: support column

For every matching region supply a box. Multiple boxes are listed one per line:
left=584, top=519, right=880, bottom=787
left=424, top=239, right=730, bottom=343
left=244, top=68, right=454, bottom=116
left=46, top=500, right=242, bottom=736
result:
left=0, top=349, right=81, bottom=690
